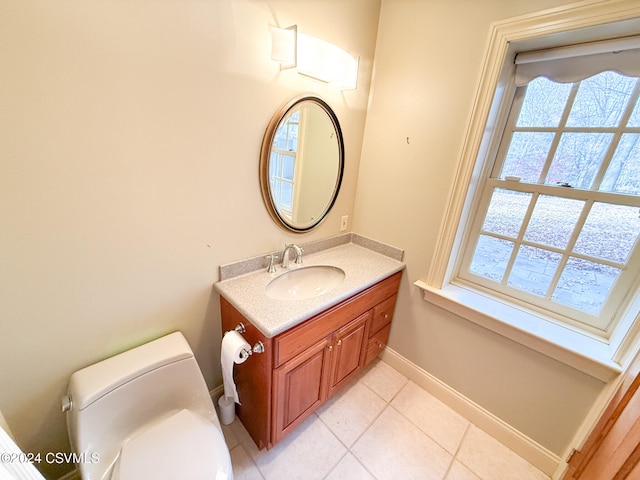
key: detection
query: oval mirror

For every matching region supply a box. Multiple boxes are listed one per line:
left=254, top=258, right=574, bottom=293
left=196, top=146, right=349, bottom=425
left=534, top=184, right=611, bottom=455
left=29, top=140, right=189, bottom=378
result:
left=259, top=95, right=344, bottom=233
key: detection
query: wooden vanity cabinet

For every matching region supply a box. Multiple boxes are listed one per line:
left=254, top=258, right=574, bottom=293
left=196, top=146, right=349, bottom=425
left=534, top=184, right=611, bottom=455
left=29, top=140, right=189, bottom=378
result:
left=220, top=271, right=401, bottom=450
left=365, top=294, right=397, bottom=364
left=272, top=336, right=331, bottom=443
left=327, top=311, right=369, bottom=396
left=220, top=299, right=274, bottom=450
left=272, top=311, right=371, bottom=444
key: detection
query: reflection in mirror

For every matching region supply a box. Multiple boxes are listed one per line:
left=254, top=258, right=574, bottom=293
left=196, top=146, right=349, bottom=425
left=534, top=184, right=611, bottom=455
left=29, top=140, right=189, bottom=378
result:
left=260, top=96, right=344, bottom=232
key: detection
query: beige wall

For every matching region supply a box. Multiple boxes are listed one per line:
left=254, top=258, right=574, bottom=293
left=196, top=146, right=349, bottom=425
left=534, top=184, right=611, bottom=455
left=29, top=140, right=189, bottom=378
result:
left=353, top=0, right=612, bottom=456
left=296, top=105, right=340, bottom=224
left=0, top=1, right=380, bottom=478
left=2, top=0, right=630, bottom=477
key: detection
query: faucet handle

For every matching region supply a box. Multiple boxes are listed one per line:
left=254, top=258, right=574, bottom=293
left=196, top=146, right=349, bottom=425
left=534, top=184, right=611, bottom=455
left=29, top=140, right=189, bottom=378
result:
left=295, top=246, right=304, bottom=264
left=265, top=254, right=278, bottom=273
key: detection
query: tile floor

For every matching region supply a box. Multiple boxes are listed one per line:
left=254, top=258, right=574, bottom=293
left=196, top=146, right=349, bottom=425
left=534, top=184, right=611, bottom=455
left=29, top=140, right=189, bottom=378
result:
left=219, top=359, right=550, bottom=480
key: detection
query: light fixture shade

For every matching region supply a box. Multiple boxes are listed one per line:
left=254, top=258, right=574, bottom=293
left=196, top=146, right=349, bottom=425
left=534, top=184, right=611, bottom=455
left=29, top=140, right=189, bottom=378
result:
left=271, top=25, right=297, bottom=69
left=297, top=34, right=358, bottom=89
left=270, top=25, right=358, bottom=90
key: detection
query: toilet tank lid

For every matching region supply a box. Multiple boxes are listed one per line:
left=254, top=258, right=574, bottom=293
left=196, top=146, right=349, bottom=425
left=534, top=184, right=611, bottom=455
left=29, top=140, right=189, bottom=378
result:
left=69, top=332, right=194, bottom=410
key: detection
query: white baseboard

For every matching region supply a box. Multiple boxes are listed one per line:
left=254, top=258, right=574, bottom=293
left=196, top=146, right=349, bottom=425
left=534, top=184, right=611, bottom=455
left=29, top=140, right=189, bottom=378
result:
left=379, top=347, right=561, bottom=477
left=210, top=384, right=225, bottom=401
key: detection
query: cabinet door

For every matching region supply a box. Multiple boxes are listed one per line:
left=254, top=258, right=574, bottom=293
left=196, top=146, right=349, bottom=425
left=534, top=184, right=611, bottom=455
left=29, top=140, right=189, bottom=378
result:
left=328, top=312, right=370, bottom=396
left=272, top=337, right=331, bottom=443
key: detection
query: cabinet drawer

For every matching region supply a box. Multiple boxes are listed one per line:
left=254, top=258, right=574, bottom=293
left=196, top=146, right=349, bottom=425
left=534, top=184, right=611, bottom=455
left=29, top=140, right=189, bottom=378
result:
left=274, top=272, right=400, bottom=368
left=365, top=322, right=392, bottom=365
left=370, top=294, right=397, bottom=335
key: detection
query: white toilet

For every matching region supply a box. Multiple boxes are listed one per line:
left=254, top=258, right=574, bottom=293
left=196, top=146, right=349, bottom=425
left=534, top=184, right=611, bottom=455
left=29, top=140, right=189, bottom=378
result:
left=64, top=332, right=233, bottom=480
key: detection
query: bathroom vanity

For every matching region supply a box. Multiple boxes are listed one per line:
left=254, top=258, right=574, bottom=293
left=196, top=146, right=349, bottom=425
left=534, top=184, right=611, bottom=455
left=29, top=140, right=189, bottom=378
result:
left=215, top=234, right=404, bottom=449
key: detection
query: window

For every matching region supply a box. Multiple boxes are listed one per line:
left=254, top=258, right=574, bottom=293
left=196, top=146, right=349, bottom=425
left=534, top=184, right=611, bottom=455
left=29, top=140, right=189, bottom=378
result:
left=458, top=70, right=640, bottom=337
left=270, top=110, right=300, bottom=221
left=418, top=4, right=640, bottom=379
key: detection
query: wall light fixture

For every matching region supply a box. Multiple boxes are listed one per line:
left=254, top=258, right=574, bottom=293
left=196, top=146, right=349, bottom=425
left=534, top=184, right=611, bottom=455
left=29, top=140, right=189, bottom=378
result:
left=271, top=25, right=297, bottom=69
left=271, top=25, right=359, bottom=90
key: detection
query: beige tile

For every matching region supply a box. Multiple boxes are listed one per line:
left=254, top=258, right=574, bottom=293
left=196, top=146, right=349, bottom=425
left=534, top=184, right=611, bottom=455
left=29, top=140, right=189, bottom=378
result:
left=445, top=461, right=481, bottom=480
left=317, top=381, right=387, bottom=447
left=221, top=417, right=251, bottom=450
left=392, top=381, right=469, bottom=454
left=243, top=414, right=346, bottom=480
left=352, top=406, right=452, bottom=480
left=359, top=359, right=408, bottom=402
left=457, top=426, right=549, bottom=480
left=222, top=362, right=548, bottom=480
left=325, top=453, right=376, bottom=480
left=229, top=444, right=263, bottom=480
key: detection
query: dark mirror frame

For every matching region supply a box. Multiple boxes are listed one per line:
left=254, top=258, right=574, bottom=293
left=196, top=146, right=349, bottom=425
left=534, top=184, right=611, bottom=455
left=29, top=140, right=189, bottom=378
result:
left=259, top=95, right=344, bottom=233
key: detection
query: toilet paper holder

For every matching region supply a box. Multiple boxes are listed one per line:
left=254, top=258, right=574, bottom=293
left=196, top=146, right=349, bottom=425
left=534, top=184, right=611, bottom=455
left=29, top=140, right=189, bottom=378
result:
left=234, top=323, right=265, bottom=359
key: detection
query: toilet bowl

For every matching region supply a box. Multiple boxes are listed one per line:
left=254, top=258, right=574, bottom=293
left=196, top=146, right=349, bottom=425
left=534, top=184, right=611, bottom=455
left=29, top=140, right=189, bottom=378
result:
left=64, top=332, right=233, bottom=480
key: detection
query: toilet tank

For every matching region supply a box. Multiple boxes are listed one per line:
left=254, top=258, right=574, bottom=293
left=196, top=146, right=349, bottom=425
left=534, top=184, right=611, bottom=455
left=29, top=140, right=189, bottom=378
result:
left=65, top=332, right=217, bottom=480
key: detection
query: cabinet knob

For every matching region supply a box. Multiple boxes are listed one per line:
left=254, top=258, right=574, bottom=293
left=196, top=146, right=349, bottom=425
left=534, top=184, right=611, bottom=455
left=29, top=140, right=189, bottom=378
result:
left=328, top=345, right=333, bottom=352
left=378, top=343, right=384, bottom=349
left=337, top=339, right=342, bottom=346
left=384, top=313, right=389, bottom=320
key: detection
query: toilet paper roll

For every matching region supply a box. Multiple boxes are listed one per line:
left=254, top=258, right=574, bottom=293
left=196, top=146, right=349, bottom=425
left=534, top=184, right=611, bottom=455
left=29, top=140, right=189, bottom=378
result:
left=221, top=330, right=251, bottom=404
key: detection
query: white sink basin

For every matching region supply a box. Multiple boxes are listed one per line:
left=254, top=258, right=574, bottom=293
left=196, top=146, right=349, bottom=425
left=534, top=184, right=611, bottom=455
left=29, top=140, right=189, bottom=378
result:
left=266, top=265, right=345, bottom=300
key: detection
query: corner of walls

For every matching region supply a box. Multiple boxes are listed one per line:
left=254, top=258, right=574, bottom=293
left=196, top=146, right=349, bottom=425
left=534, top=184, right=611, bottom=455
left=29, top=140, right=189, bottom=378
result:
left=353, top=0, right=614, bottom=466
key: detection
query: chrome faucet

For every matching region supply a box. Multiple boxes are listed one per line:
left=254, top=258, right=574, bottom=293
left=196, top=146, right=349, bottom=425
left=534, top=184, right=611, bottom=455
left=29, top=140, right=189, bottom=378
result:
left=281, top=244, right=303, bottom=268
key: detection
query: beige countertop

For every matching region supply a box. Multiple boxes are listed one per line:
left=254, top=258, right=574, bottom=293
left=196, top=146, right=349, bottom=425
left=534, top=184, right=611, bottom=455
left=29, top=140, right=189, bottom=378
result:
left=215, top=235, right=405, bottom=338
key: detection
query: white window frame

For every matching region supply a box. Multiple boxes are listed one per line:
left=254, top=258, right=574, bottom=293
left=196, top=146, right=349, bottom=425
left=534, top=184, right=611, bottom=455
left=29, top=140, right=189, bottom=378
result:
left=270, top=111, right=300, bottom=221
left=458, top=75, right=640, bottom=337
left=415, top=0, right=640, bottom=382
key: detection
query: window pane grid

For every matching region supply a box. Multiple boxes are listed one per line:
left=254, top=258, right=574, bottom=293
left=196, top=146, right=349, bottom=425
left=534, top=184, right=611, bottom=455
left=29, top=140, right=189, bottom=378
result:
left=537, top=83, right=579, bottom=185
left=476, top=191, right=586, bottom=300
left=499, top=77, right=640, bottom=189
left=485, top=178, right=640, bottom=206
left=475, top=231, right=627, bottom=270
left=462, top=73, right=640, bottom=331
left=270, top=110, right=300, bottom=220
left=592, top=80, right=640, bottom=191
left=476, top=186, right=636, bottom=260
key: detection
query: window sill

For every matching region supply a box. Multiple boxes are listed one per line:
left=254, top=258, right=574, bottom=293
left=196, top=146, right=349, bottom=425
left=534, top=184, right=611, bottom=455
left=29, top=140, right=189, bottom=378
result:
left=414, top=280, right=621, bottom=382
